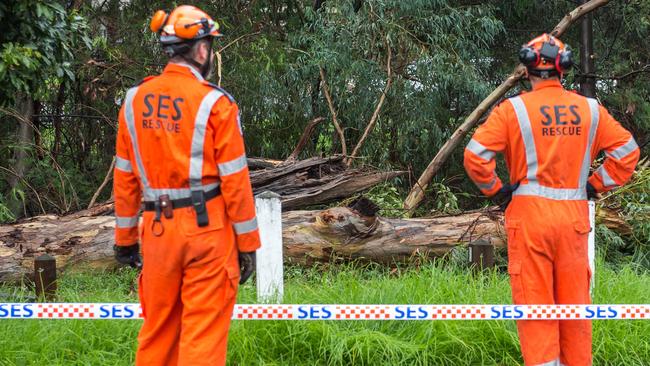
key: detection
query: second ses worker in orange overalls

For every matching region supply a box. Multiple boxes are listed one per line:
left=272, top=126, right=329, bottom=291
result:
left=464, top=34, right=639, bottom=366
left=112, top=6, right=261, bottom=365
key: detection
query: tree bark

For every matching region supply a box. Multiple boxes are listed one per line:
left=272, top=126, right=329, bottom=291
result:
left=7, top=93, right=35, bottom=218
left=0, top=204, right=504, bottom=282
left=403, top=0, right=611, bottom=215
left=0, top=201, right=632, bottom=282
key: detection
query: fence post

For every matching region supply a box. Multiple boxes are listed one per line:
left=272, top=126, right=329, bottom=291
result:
left=468, top=239, right=494, bottom=271
left=34, top=253, right=57, bottom=301
left=254, top=191, right=284, bottom=303
left=588, top=201, right=596, bottom=295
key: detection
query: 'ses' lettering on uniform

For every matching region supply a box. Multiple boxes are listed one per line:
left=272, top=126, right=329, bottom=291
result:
left=141, top=93, right=184, bottom=133
left=540, top=105, right=582, bottom=136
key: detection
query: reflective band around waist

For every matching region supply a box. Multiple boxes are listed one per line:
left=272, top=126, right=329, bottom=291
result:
left=514, top=183, right=586, bottom=200
left=143, top=182, right=220, bottom=201
left=607, top=137, right=638, bottom=160
left=466, top=139, right=495, bottom=161
left=115, top=215, right=139, bottom=228
left=115, top=156, right=132, bottom=173
left=218, top=154, right=248, bottom=176
left=233, top=217, right=258, bottom=235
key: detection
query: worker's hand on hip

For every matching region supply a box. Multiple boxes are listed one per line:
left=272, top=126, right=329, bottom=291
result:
left=114, top=243, right=143, bottom=270
left=492, top=183, right=520, bottom=211
left=586, top=182, right=599, bottom=200
left=238, top=251, right=256, bottom=285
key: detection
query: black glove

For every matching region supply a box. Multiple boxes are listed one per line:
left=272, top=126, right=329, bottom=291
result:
left=238, top=251, right=256, bottom=285
left=491, top=182, right=520, bottom=211
left=586, top=182, right=598, bottom=200
left=114, top=243, right=142, bottom=269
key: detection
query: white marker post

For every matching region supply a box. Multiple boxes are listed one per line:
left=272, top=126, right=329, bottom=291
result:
left=254, top=191, right=284, bottom=303
left=588, top=200, right=596, bottom=295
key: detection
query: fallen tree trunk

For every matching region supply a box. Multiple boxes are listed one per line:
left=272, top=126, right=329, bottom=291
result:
left=0, top=203, right=505, bottom=282
left=0, top=201, right=632, bottom=282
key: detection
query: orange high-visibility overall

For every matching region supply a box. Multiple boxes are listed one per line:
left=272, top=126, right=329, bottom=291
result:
left=464, top=79, right=639, bottom=366
left=113, top=63, right=261, bottom=366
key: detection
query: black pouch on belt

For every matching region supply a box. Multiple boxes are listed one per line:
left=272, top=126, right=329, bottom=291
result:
left=159, top=195, right=173, bottom=219
left=191, top=190, right=209, bottom=227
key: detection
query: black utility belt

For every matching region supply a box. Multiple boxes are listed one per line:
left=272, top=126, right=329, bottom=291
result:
left=143, top=186, right=221, bottom=229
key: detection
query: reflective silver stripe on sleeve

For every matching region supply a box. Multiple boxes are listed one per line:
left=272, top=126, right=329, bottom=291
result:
left=466, top=139, right=495, bottom=161
left=514, top=182, right=586, bottom=200
left=189, top=90, right=224, bottom=189
left=218, top=154, right=248, bottom=176
left=143, top=182, right=220, bottom=201
left=123, top=87, right=150, bottom=190
left=509, top=97, right=538, bottom=182
left=607, top=137, right=638, bottom=160
left=233, top=217, right=258, bottom=235
left=115, top=215, right=139, bottom=228
left=475, top=177, right=497, bottom=191
left=115, top=156, right=133, bottom=173
left=597, top=165, right=618, bottom=188
left=579, top=98, right=600, bottom=187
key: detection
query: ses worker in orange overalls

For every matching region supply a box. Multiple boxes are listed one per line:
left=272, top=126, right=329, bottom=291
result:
left=464, top=34, right=639, bottom=366
left=112, top=5, right=261, bottom=365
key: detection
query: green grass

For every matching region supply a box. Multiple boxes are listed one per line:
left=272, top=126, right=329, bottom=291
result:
left=0, top=260, right=649, bottom=365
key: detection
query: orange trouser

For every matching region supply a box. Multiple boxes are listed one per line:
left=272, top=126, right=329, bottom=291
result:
left=506, top=196, right=592, bottom=366
left=136, top=197, right=240, bottom=366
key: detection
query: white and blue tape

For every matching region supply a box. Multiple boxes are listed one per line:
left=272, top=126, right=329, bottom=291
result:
left=0, top=303, right=648, bottom=320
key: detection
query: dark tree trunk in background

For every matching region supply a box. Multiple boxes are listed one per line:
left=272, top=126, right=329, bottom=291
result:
left=579, top=0, right=596, bottom=97
left=52, top=83, right=66, bottom=159
left=7, top=93, right=35, bottom=218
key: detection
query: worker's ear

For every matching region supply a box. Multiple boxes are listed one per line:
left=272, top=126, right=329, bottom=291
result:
left=195, top=40, right=210, bottom=63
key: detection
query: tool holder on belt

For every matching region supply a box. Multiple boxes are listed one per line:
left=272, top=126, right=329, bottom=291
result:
left=144, top=186, right=221, bottom=236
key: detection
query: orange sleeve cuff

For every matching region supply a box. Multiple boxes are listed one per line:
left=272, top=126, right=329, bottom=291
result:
left=115, top=227, right=139, bottom=246
left=236, top=230, right=262, bottom=253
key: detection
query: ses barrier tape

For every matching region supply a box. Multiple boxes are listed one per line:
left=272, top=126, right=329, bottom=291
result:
left=0, top=303, right=649, bottom=321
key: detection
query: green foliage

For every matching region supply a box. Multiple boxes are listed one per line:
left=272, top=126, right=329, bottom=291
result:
left=364, top=182, right=404, bottom=217
left=0, top=1, right=89, bottom=103
left=0, top=263, right=648, bottom=365
left=596, top=165, right=650, bottom=268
